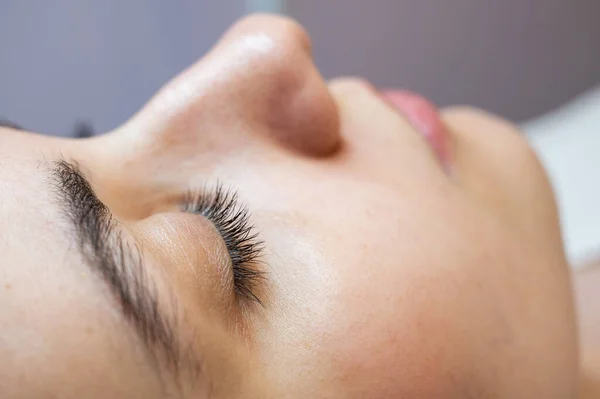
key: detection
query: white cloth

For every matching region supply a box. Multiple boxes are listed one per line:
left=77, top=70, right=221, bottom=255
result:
left=524, top=85, right=600, bottom=267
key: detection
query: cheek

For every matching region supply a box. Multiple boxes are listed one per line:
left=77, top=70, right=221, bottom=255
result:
left=258, top=222, right=475, bottom=397
left=252, top=193, right=454, bottom=388
left=270, top=206, right=506, bottom=397
left=314, top=273, right=474, bottom=398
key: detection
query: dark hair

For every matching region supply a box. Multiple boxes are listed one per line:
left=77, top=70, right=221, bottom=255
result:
left=0, top=118, right=23, bottom=130
left=0, top=118, right=95, bottom=138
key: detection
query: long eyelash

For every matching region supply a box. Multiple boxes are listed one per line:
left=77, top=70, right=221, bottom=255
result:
left=182, top=184, right=265, bottom=305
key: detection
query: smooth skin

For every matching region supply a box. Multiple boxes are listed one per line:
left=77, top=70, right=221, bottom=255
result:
left=0, top=14, right=589, bottom=398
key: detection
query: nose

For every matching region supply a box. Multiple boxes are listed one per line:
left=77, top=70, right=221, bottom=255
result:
left=123, top=14, right=340, bottom=157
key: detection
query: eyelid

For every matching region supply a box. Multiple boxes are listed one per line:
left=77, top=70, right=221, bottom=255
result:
left=181, top=184, right=266, bottom=306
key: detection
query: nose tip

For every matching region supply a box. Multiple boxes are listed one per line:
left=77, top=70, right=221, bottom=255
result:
left=214, top=14, right=341, bottom=155
left=225, top=13, right=313, bottom=56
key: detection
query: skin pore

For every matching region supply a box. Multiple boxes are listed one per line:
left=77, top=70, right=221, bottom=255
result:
left=0, top=14, right=591, bottom=398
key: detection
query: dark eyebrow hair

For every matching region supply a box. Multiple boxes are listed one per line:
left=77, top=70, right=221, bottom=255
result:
left=49, top=159, right=195, bottom=379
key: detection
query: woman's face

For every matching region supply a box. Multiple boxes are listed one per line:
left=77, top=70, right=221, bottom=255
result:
left=0, top=15, right=578, bottom=398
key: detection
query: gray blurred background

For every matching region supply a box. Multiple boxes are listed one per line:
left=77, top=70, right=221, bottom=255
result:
left=1, top=0, right=599, bottom=136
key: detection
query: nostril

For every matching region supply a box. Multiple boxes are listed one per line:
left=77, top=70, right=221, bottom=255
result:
left=265, top=72, right=341, bottom=156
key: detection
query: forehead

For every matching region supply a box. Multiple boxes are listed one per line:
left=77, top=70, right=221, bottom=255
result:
left=0, top=153, right=61, bottom=249
left=0, top=132, right=78, bottom=246
left=0, top=152, right=168, bottom=398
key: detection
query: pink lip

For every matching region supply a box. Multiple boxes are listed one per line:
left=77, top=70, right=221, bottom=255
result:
left=380, top=89, right=451, bottom=169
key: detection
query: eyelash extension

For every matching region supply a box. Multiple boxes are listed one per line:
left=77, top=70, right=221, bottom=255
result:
left=182, top=185, right=265, bottom=305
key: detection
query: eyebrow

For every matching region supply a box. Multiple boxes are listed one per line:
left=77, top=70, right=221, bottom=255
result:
left=49, top=159, right=192, bottom=378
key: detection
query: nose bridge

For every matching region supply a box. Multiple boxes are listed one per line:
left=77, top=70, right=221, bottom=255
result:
left=60, top=17, right=342, bottom=218
left=129, top=14, right=340, bottom=158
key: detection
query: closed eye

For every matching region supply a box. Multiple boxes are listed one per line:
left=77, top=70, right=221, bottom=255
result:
left=181, top=184, right=266, bottom=306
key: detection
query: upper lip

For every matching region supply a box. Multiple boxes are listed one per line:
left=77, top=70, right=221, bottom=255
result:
left=379, top=89, right=451, bottom=170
